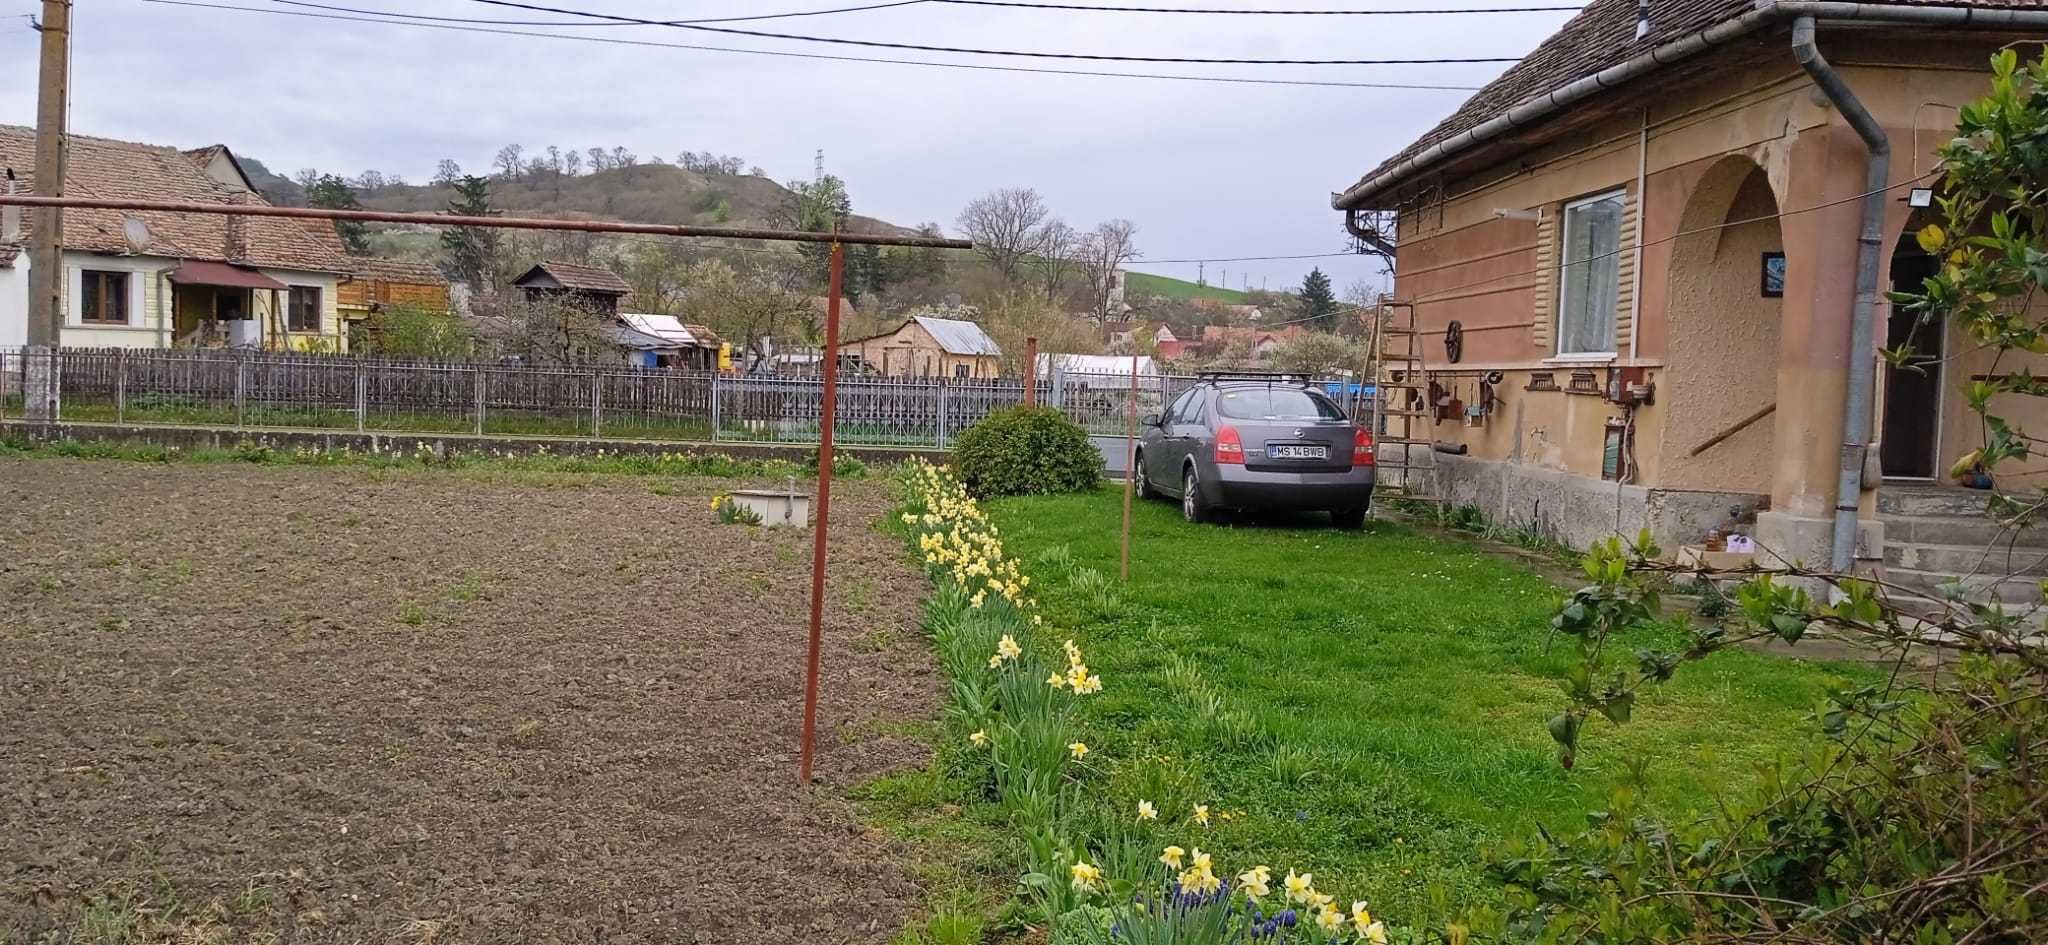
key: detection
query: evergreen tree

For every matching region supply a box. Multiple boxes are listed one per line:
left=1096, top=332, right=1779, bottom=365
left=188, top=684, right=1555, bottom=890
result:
left=305, top=174, right=368, bottom=254
left=1299, top=267, right=1338, bottom=329
left=440, top=175, right=502, bottom=289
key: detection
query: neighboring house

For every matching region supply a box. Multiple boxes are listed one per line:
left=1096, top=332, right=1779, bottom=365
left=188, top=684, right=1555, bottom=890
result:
left=1328, top=0, right=2048, bottom=577
left=0, top=126, right=353, bottom=351
left=838, top=315, right=1001, bottom=379
left=1196, top=324, right=1304, bottom=360
left=618, top=312, right=722, bottom=370
left=1154, top=325, right=1187, bottom=360
left=511, top=260, right=631, bottom=317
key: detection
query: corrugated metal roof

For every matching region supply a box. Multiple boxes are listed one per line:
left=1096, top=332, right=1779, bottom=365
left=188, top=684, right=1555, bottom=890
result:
left=914, top=315, right=1001, bottom=357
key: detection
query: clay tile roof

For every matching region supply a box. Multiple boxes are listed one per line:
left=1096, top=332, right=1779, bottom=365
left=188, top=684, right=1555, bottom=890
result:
left=1345, top=0, right=2031, bottom=203
left=517, top=259, right=631, bottom=295
left=349, top=256, right=448, bottom=285
left=0, top=125, right=351, bottom=273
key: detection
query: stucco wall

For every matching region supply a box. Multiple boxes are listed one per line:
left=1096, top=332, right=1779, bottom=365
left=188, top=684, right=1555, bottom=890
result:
left=1380, top=34, right=2015, bottom=526
left=61, top=253, right=172, bottom=349
left=1658, top=162, right=1783, bottom=492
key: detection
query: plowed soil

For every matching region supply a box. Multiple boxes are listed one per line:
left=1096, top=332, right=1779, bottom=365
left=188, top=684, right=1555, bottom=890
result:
left=0, top=459, right=940, bottom=944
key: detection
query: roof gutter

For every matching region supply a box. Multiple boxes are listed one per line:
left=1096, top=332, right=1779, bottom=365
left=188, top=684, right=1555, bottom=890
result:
left=1331, top=2, right=2048, bottom=211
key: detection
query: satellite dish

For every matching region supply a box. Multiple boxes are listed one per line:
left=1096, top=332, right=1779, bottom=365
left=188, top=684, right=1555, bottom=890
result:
left=121, top=217, right=152, bottom=254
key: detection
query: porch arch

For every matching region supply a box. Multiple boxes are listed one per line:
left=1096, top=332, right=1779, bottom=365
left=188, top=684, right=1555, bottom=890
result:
left=1659, top=154, right=1786, bottom=493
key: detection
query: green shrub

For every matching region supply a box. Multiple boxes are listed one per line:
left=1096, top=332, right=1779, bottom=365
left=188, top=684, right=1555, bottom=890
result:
left=950, top=406, right=1103, bottom=498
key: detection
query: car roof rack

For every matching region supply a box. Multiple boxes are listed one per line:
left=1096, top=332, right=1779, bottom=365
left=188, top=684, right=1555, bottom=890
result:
left=1195, top=371, right=1314, bottom=386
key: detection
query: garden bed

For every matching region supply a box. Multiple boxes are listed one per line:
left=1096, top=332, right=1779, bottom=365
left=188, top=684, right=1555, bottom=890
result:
left=0, top=458, right=939, bottom=943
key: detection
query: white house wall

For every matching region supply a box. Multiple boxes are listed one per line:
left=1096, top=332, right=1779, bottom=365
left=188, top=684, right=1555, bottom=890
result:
left=0, top=254, right=345, bottom=351
left=62, top=253, right=172, bottom=349
left=0, top=254, right=25, bottom=348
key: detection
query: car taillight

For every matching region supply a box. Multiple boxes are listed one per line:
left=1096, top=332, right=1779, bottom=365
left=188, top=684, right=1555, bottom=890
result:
left=1354, top=426, right=1375, bottom=466
left=1215, top=426, right=1245, bottom=464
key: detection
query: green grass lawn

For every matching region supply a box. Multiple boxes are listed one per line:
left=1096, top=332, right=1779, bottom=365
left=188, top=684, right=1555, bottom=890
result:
left=1124, top=270, right=1250, bottom=303
left=978, top=487, right=1871, bottom=920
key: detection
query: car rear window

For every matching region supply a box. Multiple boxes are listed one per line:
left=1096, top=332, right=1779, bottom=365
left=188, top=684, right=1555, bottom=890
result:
left=1214, top=387, right=1345, bottom=421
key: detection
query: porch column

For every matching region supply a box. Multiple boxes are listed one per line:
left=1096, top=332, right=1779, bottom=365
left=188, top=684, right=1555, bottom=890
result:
left=1756, top=125, right=1884, bottom=569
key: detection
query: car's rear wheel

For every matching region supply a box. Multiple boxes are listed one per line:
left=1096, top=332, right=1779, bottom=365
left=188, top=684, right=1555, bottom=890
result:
left=1182, top=467, right=1210, bottom=523
left=1331, top=508, right=1367, bottom=530
left=1134, top=451, right=1154, bottom=499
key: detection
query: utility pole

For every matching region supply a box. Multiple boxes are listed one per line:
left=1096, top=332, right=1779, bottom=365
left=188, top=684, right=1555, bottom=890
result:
left=25, top=0, right=71, bottom=422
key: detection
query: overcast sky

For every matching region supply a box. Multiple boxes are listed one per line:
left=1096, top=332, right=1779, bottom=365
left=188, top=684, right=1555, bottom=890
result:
left=0, top=0, right=1573, bottom=293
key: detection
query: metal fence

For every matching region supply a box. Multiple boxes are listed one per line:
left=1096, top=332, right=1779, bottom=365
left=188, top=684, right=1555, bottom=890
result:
left=0, top=348, right=1373, bottom=449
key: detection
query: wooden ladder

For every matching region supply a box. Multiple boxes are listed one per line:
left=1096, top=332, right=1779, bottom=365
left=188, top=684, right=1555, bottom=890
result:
left=1367, top=296, right=1440, bottom=513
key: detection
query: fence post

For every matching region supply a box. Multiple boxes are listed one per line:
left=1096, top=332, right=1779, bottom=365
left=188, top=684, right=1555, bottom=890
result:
left=936, top=379, right=949, bottom=448
left=472, top=366, right=486, bottom=436
left=114, top=349, right=126, bottom=425
left=234, top=357, right=247, bottom=428
left=709, top=373, right=722, bottom=442
left=353, top=361, right=367, bottom=432
left=590, top=369, right=603, bottom=438
left=1048, top=364, right=1066, bottom=409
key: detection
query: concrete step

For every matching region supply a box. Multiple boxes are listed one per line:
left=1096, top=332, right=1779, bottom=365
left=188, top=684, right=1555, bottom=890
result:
left=1884, top=541, right=2048, bottom=577
left=1877, top=487, right=1994, bottom=519
left=1883, top=514, right=2048, bottom=549
left=1884, top=565, right=2047, bottom=606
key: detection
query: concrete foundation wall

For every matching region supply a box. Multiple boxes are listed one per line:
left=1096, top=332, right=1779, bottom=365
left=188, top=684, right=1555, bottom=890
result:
left=1414, top=448, right=1765, bottom=551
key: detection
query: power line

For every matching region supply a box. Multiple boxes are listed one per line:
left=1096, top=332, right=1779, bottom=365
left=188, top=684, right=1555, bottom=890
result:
left=1143, top=250, right=1355, bottom=264
left=466, top=0, right=1526, bottom=65
left=147, top=0, right=1488, bottom=90
left=271, top=0, right=933, bottom=27
left=933, top=0, right=1583, bottom=13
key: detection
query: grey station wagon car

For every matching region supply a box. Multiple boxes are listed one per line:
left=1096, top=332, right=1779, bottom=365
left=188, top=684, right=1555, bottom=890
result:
left=1133, top=373, right=1376, bottom=528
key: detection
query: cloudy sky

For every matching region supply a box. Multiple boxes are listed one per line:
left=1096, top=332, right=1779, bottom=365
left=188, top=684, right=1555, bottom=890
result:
left=0, top=0, right=1573, bottom=292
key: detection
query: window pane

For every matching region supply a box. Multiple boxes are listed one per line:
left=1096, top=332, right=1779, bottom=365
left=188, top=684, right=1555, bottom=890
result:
left=107, top=273, right=127, bottom=322
left=1559, top=194, right=1623, bottom=354
left=80, top=273, right=100, bottom=321
left=1215, top=388, right=1344, bottom=421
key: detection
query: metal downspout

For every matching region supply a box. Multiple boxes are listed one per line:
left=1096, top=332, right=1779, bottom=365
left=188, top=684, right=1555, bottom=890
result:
left=1791, top=15, right=1890, bottom=575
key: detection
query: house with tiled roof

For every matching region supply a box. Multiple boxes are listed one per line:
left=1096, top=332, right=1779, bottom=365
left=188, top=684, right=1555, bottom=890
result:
left=511, top=260, right=632, bottom=318
left=0, top=126, right=354, bottom=351
left=1330, top=0, right=2048, bottom=582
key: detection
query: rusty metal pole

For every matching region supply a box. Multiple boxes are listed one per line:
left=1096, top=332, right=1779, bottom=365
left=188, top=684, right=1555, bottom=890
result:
left=799, top=240, right=844, bottom=786
left=1121, top=353, right=1137, bottom=581
left=1022, top=336, right=1038, bottom=406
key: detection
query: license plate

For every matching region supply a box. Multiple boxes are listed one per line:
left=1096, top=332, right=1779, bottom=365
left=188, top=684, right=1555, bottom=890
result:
left=1271, top=445, right=1328, bottom=459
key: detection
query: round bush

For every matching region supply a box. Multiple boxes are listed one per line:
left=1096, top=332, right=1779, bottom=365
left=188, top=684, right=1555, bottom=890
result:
left=951, top=405, right=1104, bottom=497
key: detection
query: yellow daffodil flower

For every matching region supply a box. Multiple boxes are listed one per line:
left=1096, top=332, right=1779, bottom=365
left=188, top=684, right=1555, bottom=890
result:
left=1068, top=741, right=1090, bottom=761
left=1362, top=920, right=1388, bottom=944
left=969, top=729, right=989, bottom=747
left=1137, top=800, right=1158, bottom=821
left=987, top=653, right=1004, bottom=669
left=1047, top=672, right=1068, bottom=689
left=1160, top=845, right=1185, bottom=869
left=1310, top=892, right=1335, bottom=910
left=1193, top=804, right=1211, bottom=826
left=1284, top=869, right=1314, bottom=903
left=1237, top=866, right=1272, bottom=900
left=1070, top=859, right=1102, bottom=891
left=1351, top=902, right=1373, bottom=935
left=1179, top=865, right=1222, bottom=896
left=996, top=635, right=1022, bottom=660
left=968, top=591, right=985, bottom=608
left=1315, top=905, right=1343, bottom=933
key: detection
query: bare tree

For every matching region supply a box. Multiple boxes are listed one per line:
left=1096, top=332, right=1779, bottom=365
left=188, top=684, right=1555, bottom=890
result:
left=493, top=144, right=526, bottom=180
left=610, top=146, right=638, bottom=168
left=432, top=159, right=463, bottom=186
left=562, top=150, right=583, bottom=177
left=492, top=292, right=616, bottom=363
left=958, top=187, right=1051, bottom=282
left=293, top=168, right=320, bottom=191
left=586, top=146, right=611, bottom=173
left=674, top=258, right=811, bottom=358
left=1032, top=219, right=1081, bottom=303
left=1078, top=219, right=1141, bottom=323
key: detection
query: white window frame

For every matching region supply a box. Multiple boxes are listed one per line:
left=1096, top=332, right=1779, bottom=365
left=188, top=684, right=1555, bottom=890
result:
left=1553, top=188, right=1627, bottom=360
